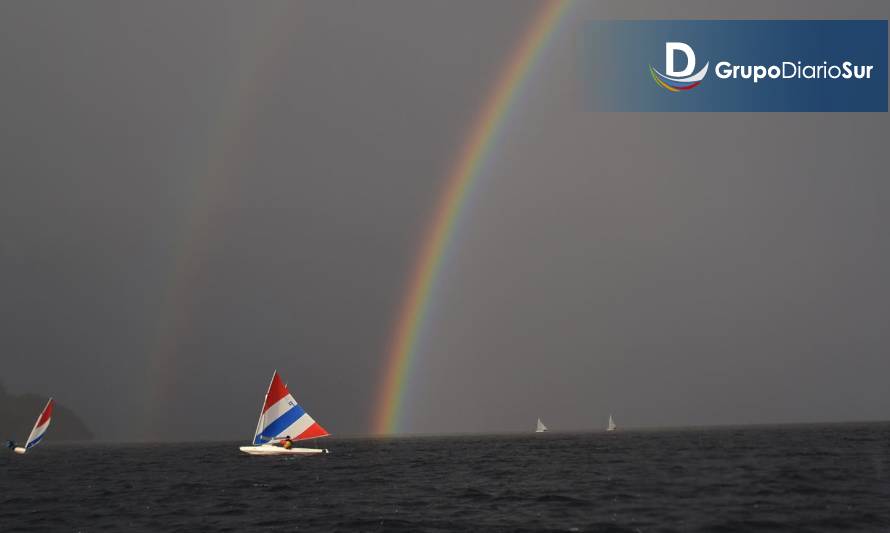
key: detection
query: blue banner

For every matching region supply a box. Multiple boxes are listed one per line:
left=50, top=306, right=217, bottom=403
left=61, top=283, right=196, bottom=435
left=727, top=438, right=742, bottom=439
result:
left=583, top=20, right=888, bottom=112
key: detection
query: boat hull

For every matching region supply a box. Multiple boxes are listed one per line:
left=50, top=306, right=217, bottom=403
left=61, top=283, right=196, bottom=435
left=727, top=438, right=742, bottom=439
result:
left=13, top=447, right=27, bottom=454
left=239, top=444, right=328, bottom=456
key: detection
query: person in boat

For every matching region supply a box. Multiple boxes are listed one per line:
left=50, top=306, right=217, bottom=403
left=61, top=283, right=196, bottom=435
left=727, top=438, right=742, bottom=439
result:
left=4, top=440, right=15, bottom=450
left=277, top=436, right=293, bottom=449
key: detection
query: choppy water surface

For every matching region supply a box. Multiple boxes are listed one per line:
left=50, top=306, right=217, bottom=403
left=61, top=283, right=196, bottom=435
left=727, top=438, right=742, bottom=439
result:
left=2, top=423, right=889, bottom=531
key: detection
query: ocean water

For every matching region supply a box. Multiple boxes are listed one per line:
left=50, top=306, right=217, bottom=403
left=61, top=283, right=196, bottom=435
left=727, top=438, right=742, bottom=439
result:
left=2, top=423, right=889, bottom=531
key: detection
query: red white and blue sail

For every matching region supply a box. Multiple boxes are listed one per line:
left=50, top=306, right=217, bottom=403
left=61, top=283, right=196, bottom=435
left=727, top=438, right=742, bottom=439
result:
left=252, top=372, right=329, bottom=445
left=25, top=398, right=54, bottom=449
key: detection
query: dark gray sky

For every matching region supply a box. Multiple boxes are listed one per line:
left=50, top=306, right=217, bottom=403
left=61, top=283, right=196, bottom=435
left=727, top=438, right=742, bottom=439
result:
left=1, top=1, right=888, bottom=441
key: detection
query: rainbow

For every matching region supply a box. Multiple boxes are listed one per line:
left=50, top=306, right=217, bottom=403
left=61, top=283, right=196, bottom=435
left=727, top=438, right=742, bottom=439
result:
left=372, top=0, right=572, bottom=435
left=144, top=6, right=301, bottom=438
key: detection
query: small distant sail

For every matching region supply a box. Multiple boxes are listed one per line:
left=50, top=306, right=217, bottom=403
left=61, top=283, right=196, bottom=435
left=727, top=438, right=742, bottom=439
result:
left=15, top=398, right=54, bottom=454
left=607, top=414, right=616, bottom=432
left=536, top=418, right=548, bottom=433
left=252, top=371, right=329, bottom=445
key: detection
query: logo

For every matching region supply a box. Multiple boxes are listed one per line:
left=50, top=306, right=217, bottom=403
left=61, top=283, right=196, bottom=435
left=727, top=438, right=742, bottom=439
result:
left=584, top=20, right=887, bottom=111
left=649, top=42, right=709, bottom=92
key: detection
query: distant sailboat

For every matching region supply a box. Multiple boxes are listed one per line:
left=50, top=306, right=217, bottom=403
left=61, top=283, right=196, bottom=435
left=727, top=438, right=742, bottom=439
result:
left=606, top=414, right=617, bottom=432
left=8, top=398, right=54, bottom=454
left=239, top=371, right=330, bottom=456
left=536, top=418, right=548, bottom=433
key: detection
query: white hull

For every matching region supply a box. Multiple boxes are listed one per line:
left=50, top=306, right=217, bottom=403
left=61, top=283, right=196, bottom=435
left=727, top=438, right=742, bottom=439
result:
left=239, top=444, right=328, bottom=456
left=13, top=447, right=27, bottom=454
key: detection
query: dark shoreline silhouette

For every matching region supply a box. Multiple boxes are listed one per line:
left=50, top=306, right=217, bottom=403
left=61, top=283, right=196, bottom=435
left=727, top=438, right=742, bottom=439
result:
left=0, top=382, right=92, bottom=442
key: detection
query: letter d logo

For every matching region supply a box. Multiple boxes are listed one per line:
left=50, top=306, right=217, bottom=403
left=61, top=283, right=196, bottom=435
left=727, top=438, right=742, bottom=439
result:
left=665, top=42, right=696, bottom=77
left=649, top=42, right=709, bottom=92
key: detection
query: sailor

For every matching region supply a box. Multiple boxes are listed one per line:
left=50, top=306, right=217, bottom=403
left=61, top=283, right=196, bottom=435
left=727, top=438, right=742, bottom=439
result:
left=282, top=436, right=293, bottom=449
left=5, top=440, right=15, bottom=450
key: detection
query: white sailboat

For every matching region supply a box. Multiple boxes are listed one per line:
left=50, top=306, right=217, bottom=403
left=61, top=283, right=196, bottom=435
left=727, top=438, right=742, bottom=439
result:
left=606, top=414, right=617, bottom=432
left=239, top=371, right=330, bottom=456
left=536, top=418, right=548, bottom=433
left=7, top=398, right=54, bottom=454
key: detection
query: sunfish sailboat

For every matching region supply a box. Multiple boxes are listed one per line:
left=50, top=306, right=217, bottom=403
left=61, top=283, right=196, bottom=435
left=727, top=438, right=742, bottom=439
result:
left=536, top=418, right=548, bottom=433
left=607, top=414, right=617, bottom=432
left=239, top=371, right=330, bottom=456
left=8, top=398, right=54, bottom=454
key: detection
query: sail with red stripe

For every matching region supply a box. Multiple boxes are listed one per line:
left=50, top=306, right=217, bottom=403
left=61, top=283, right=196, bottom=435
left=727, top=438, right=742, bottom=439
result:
left=252, top=371, right=329, bottom=445
left=25, top=398, right=54, bottom=450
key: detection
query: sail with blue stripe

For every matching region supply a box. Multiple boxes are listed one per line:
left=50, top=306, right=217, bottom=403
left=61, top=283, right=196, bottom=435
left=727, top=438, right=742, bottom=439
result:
left=252, top=371, right=329, bottom=445
left=13, top=398, right=54, bottom=454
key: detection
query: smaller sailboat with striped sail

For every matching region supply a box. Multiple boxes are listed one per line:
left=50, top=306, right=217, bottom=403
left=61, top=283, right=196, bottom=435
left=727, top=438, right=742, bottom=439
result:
left=536, top=418, right=548, bottom=433
left=8, top=398, right=54, bottom=454
left=239, top=371, right=330, bottom=456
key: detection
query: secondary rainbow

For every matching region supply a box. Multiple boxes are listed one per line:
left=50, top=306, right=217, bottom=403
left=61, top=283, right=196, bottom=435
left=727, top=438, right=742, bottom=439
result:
left=372, top=0, right=572, bottom=434
left=144, top=6, right=301, bottom=438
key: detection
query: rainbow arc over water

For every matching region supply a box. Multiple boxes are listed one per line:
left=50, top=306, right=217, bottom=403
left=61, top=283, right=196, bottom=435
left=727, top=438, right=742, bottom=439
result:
left=372, top=0, right=572, bottom=435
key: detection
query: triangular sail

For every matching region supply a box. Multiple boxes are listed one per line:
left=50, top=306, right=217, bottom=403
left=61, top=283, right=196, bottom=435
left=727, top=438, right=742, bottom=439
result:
left=25, top=398, right=54, bottom=450
left=252, top=371, right=329, bottom=445
left=607, top=414, right=616, bottom=431
left=536, top=418, right=548, bottom=432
